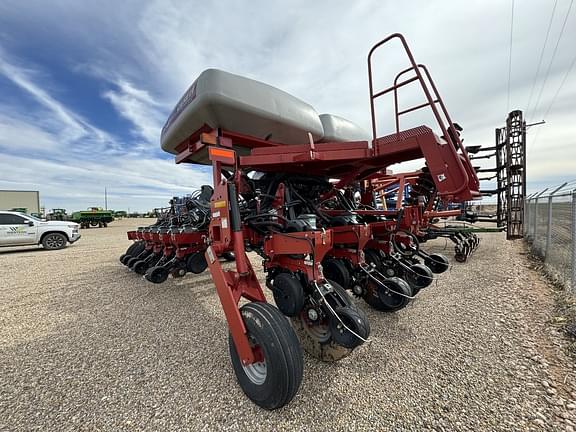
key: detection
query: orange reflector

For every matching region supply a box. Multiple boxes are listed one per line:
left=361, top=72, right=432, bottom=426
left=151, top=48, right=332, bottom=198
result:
left=201, top=133, right=218, bottom=145
left=209, top=147, right=235, bottom=159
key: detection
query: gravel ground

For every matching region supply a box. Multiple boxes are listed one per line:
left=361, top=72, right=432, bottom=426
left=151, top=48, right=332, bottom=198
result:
left=1, top=218, right=575, bottom=431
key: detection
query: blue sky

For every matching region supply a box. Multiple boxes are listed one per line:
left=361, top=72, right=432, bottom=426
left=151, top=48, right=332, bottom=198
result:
left=0, top=0, right=575, bottom=211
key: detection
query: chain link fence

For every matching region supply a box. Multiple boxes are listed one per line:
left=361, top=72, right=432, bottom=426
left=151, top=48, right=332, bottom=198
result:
left=524, top=182, right=576, bottom=292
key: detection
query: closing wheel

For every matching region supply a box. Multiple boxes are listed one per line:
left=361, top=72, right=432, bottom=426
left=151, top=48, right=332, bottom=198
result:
left=404, top=263, right=434, bottom=290
left=424, top=253, right=449, bottom=274
left=89, top=220, right=99, bottom=227
left=322, top=258, right=351, bottom=289
left=363, top=276, right=412, bottom=312
left=119, top=254, right=127, bottom=264
left=144, top=266, right=169, bottom=284
left=186, top=252, right=208, bottom=274
left=229, top=302, right=303, bottom=410
left=291, top=281, right=369, bottom=362
left=133, top=260, right=149, bottom=275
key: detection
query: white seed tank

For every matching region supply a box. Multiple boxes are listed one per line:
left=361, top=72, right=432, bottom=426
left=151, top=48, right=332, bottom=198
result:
left=161, top=69, right=324, bottom=155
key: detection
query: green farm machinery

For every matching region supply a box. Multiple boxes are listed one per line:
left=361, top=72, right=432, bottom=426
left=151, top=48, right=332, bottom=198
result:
left=71, top=207, right=114, bottom=228
left=47, top=208, right=68, bottom=221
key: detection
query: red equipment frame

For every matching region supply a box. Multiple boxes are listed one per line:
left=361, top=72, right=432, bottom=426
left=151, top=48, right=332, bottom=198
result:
left=165, top=33, right=481, bottom=368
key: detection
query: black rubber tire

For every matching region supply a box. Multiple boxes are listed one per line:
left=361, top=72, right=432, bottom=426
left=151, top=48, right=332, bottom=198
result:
left=221, top=252, right=235, bottom=262
left=124, top=245, right=135, bottom=256
left=89, top=221, right=99, bottom=227
left=41, top=232, right=67, bottom=250
left=170, top=261, right=187, bottom=278
left=144, top=266, right=169, bottom=284
left=272, top=273, right=305, bottom=317
left=121, top=242, right=146, bottom=265
left=322, top=259, right=351, bottom=289
left=381, top=260, right=399, bottom=278
left=405, top=263, right=434, bottom=290
left=363, top=276, right=413, bottom=312
left=364, top=249, right=383, bottom=271
left=186, top=252, right=208, bottom=274
left=425, top=253, right=449, bottom=274
left=133, top=260, right=149, bottom=275
left=229, top=302, right=303, bottom=410
left=127, top=256, right=140, bottom=269
left=329, top=306, right=370, bottom=349
left=327, top=280, right=355, bottom=308
left=128, top=241, right=146, bottom=257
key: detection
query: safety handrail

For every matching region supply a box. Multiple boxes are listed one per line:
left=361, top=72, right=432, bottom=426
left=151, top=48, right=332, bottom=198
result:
left=392, top=64, right=475, bottom=174
left=367, top=33, right=479, bottom=196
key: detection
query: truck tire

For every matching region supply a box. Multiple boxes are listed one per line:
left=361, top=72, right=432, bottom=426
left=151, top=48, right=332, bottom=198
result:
left=42, top=233, right=68, bottom=250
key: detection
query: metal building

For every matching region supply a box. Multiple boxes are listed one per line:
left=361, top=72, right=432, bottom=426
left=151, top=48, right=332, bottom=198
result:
left=0, top=190, right=40, bottom=214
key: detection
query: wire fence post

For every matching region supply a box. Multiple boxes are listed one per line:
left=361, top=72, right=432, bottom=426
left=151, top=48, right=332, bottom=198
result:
left=572, top=189, right=576, bottom=293
left=524, top=197, right=530, bottom=237
left=532, top=196, right=539, bottom=241
left=545, top=194, right=553, bottom=260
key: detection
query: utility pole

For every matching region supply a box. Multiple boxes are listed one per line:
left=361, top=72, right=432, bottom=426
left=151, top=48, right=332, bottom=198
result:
left=105, top=187, right=108, bottom=210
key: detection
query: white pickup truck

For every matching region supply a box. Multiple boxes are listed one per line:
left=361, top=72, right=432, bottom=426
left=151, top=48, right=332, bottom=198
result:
left=0, top=211, right=81, bottom=250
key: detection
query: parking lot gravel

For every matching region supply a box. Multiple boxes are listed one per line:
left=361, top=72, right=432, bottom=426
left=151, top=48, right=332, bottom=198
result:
left=1, top=218, right=575, bottom=431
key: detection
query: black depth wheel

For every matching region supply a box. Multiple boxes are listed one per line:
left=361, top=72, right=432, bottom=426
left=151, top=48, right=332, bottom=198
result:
left=425, top=253, right=449, bottom=274
left=144, top=266, right=169, bottom=284
left=364, top=276, right=412, bottom=312
left=322, top=258, right=351, bottom=289
left=127, top=257, right=140, bottom=269
left=327, top=280, right=355, bottom=308
left=170, top=261, right=187, bottom=278
left=405, top=263, right=434, bottom=290
left=329, top=306, right=370, bottom=349
left=272, top=273, right=305, bottom=317
left=291, top=281, right=368, bottom=362
left=364, top=249, right=383, bottom=271
left=128, top=241, right=146, bottom=257
left=186, top=252, right=208, bottom=274
left=229, top=302, right=303, bottom=410
left=133, top=260, right=149, bottom=275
